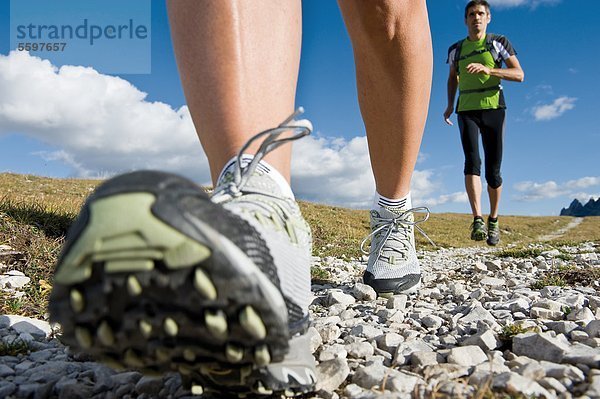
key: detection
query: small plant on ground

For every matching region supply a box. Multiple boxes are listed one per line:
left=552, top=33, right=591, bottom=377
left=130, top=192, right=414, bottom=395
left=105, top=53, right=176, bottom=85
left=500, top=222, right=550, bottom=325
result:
left=499, top=323, right=534, bottom=341
left=530, top=274, right=567, bottom=290
left=310, top=265, right=331, bottom=283
left=0, top=339, right=30, bottom=356
left=496, top=248, right=542, bottom=259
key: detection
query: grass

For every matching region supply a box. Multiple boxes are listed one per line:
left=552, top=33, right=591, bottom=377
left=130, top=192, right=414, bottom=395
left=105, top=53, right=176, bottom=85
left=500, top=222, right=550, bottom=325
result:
left=0, top=339, right=30, bottom=356
left=1, top=172, right=600, bottom=322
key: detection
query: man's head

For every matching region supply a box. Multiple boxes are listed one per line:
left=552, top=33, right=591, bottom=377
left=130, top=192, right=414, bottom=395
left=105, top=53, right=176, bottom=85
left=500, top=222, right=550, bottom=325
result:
left=464, top=0, right=491, bottom=36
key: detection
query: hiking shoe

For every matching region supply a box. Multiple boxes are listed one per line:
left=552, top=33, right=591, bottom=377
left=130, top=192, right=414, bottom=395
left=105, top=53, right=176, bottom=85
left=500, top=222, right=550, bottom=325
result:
left=487, top=218, right=500, bottom=246
left=470, top=217, right=487, bottom=241
left=49, top=109, right=317, bottom=396
left=361, top=206, right=431, bottom=296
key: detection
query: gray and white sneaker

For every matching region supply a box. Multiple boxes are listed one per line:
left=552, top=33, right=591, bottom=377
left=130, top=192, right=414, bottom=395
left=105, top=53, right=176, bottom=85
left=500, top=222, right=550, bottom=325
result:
left=49, top=109, right=316, bottom=397
left=209, top=109, right=317, bottom=395
left=361, top=206, right=431, bottom=296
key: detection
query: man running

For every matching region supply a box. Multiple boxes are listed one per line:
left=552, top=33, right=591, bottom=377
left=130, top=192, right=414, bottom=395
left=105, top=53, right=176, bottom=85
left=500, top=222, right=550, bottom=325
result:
left=444, top=0, right=524, bottom=246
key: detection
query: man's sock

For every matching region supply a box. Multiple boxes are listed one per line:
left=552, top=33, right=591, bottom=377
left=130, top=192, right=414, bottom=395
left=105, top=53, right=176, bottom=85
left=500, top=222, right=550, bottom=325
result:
left=217, top=154, right=294, bottom=199
left=488, top=216, right=498, bottom=223
left=372, top=191, right=412, bottom=213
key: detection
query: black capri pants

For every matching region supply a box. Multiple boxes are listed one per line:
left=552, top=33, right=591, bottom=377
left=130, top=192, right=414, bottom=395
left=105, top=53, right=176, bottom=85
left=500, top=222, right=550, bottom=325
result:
left=457, top=109, right=506, bottom=189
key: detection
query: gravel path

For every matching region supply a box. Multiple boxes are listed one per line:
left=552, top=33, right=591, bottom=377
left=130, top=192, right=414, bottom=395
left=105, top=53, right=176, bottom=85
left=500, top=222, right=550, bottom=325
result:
left=1, top=242, right=599, bottom=398
left=538, top=218, right=585, bottom=242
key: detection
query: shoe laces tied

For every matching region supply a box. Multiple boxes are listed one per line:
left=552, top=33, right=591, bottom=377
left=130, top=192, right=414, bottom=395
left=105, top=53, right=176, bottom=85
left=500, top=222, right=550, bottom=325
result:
left=212, top=108, right=312, bottom=201
left=360, top=207, right=436, bottom=260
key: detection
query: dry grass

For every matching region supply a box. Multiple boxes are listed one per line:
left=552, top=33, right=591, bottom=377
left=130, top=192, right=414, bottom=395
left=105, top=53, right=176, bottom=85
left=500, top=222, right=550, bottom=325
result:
left=1, top=172, right=599, bottom=321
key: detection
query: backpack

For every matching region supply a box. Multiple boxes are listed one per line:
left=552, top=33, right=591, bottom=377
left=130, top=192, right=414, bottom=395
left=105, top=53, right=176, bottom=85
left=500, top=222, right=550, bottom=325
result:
left=453, top=33, right=502, bottom=75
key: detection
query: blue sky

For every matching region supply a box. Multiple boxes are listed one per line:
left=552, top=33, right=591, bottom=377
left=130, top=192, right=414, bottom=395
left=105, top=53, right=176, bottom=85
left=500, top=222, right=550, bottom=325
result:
left=0, top=0, right=598, bottom=216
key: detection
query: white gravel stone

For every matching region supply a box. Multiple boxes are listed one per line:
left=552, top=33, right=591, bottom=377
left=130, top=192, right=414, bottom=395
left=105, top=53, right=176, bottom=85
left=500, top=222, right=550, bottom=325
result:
left=375, top=333, right=404, bottom=354
left=485, top=259, right=502, bottom=271
left=307, top=326, right=323, bottom=353
left=387, top=371, right=420, bottom=394
left=480, top=277, right=505, bottom=288
left=317, top=324, right=341, bottom=344
left=316, top=358, right=350, bottom=393
left=513, top=332, right=569, bottom=363
left=570, top=330, right=589, bottom=342
left=421, top=315, right=444, bottom=330
left=0, top=315, right=52, bottom=338
left=327, top=291, right=356, bottom=307
left=350, top=324, right=383, bottom=340
left=411, top=351, right=440, bottom=368
left=586, top=320, right=600, bottom=338
left=352, top=283, right=377, bottom=302
left=562, top=342, right=600, bottom=367
left=539, top=377, right=567, bottom=394
left=492, top=372, right=553, bottom=398
left=586, top=373, right=600, bottom=397
left=531, top=307, right=565, bottom=320
left=0, top=275, right=30, bottom=289
left=462, top=329, right=501, bottom=351
left=386, top=295, right=407, bottom=310
left=447, top=345, right=488, bottom=367
left=346, top=341, right=375, bottom=359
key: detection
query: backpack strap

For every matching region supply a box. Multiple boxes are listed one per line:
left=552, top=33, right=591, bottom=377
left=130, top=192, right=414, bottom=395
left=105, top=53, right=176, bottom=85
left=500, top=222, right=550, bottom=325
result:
left=485, top=33, right=503, bottom=68
left=452, top=39, right=464, bottom=74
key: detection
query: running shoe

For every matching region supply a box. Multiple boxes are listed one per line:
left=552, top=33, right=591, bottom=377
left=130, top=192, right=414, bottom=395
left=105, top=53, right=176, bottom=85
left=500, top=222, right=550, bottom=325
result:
left=361, top=206, right=431, bottom=296
left=49, top=109, right=317, bottom=396
left=486, top=218, right=500, bottom=246
left=470, top=217, right=487, bottom=241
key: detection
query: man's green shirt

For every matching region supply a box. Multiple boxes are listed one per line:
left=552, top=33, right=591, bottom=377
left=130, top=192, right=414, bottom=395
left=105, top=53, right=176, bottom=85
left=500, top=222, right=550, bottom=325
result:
left=447, top=34, right=517, bottom=112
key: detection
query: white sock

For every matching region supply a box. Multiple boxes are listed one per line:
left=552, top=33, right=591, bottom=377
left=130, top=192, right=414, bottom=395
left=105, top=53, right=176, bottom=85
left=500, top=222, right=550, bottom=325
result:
left=217, top=154, right=294, bottom=199
left=372, top=191, right=412, bottom=211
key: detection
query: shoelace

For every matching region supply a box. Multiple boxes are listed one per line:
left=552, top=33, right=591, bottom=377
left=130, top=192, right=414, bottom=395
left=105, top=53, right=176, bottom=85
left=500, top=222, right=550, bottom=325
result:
left=360, top=207, right=436, bottom=260
left=212, top=108, right=312, bottom=201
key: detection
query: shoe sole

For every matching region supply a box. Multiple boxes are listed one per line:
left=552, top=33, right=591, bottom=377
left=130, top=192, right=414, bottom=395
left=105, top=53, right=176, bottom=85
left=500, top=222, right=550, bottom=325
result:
left=471, top=231, right=487, bottom=241
left=363, top=271, right=421, bottom=297
left=187, top=333, right=317, bottom=397
left=49, top=171, right=299, bottom=394
left=487, top=236, right=500, bottom=246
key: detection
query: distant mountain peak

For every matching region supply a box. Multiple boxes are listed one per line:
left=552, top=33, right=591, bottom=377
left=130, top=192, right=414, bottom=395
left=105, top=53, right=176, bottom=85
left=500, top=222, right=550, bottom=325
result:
left=561, top=197, right=600, bottom=216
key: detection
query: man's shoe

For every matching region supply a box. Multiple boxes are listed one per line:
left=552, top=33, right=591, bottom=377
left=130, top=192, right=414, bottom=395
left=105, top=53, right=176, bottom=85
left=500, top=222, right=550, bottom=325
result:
left=361, top=206, right=431, bottom=296
left=470, top=217, right=487, bottom=241
left=487, top=218, right=500, bottom=246
left=49, top=110, right=317, bottom=396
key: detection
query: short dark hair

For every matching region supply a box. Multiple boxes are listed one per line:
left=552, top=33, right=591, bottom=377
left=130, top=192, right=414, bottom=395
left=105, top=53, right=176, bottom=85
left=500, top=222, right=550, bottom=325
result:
left=465, top=0, right=491, bottom=18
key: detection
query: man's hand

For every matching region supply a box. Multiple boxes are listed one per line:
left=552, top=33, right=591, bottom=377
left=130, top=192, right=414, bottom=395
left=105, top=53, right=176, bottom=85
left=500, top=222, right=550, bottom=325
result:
left=466, top=62, right=491, bottom=75
left=444, top=106, right=454, bottom=125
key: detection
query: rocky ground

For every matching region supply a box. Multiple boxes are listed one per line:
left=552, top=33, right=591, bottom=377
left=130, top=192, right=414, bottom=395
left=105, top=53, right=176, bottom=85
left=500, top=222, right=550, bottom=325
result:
left=1, top=242, right=599, bottom=399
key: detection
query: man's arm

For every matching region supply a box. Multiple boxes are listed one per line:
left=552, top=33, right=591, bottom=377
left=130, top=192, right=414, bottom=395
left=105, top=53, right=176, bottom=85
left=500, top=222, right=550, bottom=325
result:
left=466, top=55, right=525, bottom=82
left=444, top=64, right=459, bottom=125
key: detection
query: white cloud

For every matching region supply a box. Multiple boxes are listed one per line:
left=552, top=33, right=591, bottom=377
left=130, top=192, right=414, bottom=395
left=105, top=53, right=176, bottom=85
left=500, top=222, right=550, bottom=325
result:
left=0, top=51, right=207, bottom=182
left=514, top=177, right=600, bottom=202
left=565, top=177, right=600, bottom=190
left=488, top=0, right=560, bottom=9
left=572, top=193, right=600, bottom=203
left=0, top=51, right=466, bottom=209
left=420, top=191, right=468, bottom=207
left=532, top=96, right=577, bottom=121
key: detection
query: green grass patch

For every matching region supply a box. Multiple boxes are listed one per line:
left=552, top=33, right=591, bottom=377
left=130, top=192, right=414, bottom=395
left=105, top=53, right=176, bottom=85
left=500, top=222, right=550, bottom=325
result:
left=499, top=323, right=536, bottom=341
left=530, top=275, right=567, bottom=290
left=310, top=265, right=332, bottom=283
left=0, top=339, right=30, bottom=356
left=496, top=248, right=542, bottom=259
